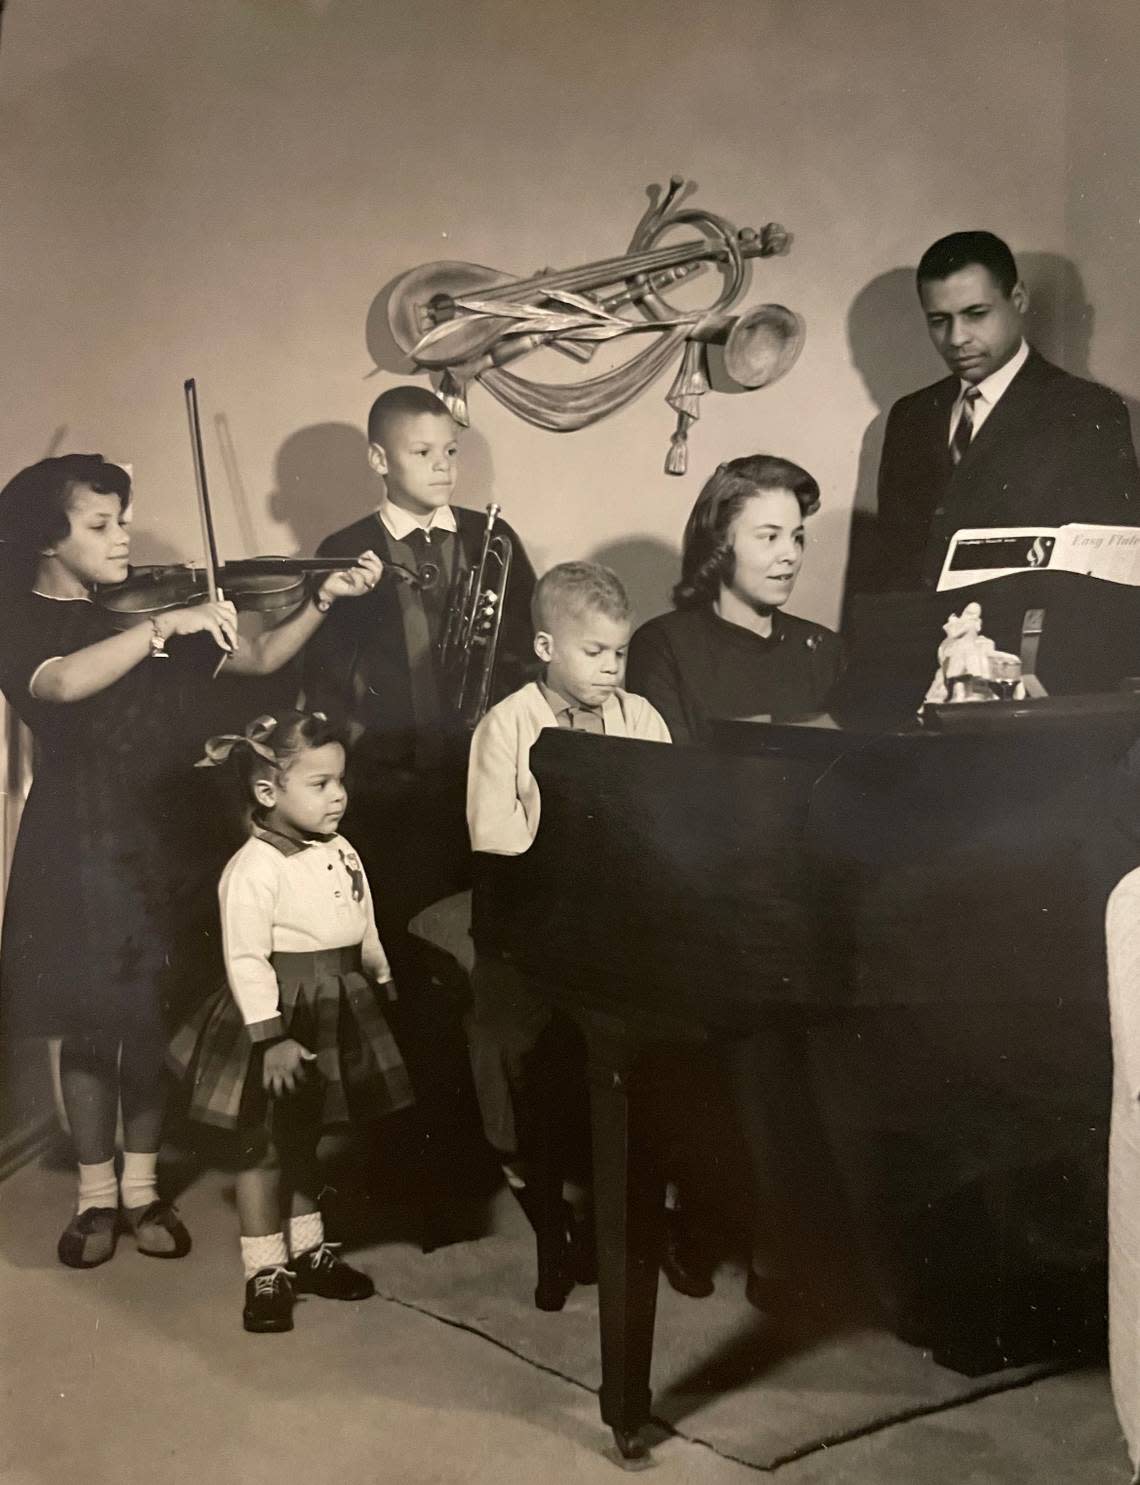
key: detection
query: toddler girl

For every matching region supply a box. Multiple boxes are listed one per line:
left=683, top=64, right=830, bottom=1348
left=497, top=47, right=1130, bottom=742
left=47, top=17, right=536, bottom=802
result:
left=169, top=710, right=413, bottom=1332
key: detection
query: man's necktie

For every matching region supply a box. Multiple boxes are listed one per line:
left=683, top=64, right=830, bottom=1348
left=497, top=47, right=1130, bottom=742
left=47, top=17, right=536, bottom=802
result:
left=950, top=386, right=982, bottom=466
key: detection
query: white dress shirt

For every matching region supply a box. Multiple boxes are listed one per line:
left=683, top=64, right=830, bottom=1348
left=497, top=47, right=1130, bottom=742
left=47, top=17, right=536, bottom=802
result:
left=948, top=337, right=1030, bottom=447
left=377, top=498, right=458, bottom=540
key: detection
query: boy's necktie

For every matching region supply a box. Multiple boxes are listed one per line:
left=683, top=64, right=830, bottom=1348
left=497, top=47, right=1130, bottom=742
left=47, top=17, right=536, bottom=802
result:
left=565, top=704, right=604, bottom=735
left=950, top=386, right=982, bottom=465
left=406, top=528, right=447, bottom=643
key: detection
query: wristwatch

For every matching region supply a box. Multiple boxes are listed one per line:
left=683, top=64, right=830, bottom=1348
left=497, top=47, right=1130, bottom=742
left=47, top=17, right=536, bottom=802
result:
left=148, top=617, right=169, bottom=659
left=314, top=593, right=332, bottom=614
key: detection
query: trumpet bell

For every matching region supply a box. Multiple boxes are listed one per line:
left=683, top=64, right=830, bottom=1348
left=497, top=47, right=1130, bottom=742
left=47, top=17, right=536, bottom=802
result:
left=723, top=303, right=805, bottom=389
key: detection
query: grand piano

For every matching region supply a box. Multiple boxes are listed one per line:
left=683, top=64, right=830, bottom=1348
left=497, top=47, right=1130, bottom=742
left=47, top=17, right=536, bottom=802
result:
left=478, top=571, right=1140, bottom=1463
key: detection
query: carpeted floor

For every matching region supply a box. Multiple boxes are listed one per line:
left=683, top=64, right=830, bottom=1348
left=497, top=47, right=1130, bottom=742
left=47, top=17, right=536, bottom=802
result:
left=370, top=1186, right=1062, bottom=1471
left=0, top=1150, right=1133, bottom=1484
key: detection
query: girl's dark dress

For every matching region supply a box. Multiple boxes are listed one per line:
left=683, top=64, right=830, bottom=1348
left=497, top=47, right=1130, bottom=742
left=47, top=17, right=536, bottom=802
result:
left=0, top=594, right=220, bottom=1039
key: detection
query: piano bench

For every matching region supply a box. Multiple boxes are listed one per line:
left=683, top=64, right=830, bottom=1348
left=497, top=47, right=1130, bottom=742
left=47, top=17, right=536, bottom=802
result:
left=407, top=889, right=476, bottom=982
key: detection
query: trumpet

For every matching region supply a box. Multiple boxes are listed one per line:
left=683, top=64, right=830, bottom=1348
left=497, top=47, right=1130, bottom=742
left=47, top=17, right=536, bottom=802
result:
left=438, top=502, right=513, bottom=727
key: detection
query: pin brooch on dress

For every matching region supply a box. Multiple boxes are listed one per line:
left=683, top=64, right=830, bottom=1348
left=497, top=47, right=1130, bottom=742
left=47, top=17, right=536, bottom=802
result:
left=338, top=847, right=365, bottom=902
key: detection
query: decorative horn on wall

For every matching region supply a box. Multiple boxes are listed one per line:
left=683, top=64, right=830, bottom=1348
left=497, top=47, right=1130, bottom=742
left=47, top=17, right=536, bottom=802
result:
left=386, top=177, right=804, bottom=474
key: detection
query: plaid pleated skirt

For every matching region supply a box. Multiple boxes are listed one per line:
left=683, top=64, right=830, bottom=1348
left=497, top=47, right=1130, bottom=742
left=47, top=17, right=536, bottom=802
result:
left=168, top=946, right=414, bottom=1131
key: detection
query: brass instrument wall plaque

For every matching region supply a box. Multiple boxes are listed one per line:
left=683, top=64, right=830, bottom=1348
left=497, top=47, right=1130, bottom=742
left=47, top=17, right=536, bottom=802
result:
left=387, top=178, right=804, bottom=474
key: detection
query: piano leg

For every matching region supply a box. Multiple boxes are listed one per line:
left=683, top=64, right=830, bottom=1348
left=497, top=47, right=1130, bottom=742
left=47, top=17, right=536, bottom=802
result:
left=583, top=1018, right=664, bottom=1465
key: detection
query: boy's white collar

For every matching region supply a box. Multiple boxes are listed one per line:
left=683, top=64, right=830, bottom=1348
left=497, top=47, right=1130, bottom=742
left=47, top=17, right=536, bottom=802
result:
left=377, top=499, right=458, bottom=541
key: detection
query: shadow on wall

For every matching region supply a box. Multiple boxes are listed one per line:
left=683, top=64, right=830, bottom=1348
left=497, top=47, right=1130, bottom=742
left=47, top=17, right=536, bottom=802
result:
left=840, top=251, right=1135, bottom=619
left=269, top=423, right=378, bottom=554
left=842, top=265, right=940, bottom=612
left=587, top=536, right=680, bottom=626
left=1020, top=250, right=1140, bottom=437
left=365, top=274, right=419, bottom=380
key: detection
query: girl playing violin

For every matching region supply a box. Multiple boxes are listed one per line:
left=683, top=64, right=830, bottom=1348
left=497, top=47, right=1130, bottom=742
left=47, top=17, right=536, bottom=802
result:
left=0, top=453, right=381, bottom=1271
left=169, top=710, right=412, bottom=1334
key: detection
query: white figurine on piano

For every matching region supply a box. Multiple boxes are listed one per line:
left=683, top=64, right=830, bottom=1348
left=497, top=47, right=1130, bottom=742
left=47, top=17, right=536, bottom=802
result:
left=924, top=602, right=1025, bottom=705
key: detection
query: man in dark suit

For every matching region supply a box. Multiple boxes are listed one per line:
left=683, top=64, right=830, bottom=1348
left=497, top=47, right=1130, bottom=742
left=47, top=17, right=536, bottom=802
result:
left=874, top=231, right=1139, bottom=589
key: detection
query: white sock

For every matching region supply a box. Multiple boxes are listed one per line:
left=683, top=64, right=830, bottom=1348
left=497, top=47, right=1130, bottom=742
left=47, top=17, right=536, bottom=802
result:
left=120, top=1150, right=159, bottom=1211
left=502, top=1161, right=527, bottom=1190
left=241, top=1232, right=288, bottom=1279
left=76, top=1159, right=118, bottom=1215
left=289, top=1210, right=324, bottom=1258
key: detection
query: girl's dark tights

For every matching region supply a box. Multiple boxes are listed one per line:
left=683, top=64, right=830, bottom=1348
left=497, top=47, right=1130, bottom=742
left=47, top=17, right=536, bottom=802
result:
left=59, top=1031, right=167, bottom=1165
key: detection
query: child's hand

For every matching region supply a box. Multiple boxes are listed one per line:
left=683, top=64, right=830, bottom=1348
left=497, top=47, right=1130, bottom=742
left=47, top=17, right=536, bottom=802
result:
left=261, top=1038, right=317, bottom=1096
left=317, top=550, right=383, bottom=606
left=161, top=600, right=239, bottom=654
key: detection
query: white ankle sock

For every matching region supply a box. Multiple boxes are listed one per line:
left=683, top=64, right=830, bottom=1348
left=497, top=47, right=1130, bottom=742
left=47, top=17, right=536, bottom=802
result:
left=120, top=1150, right=159, bottom=1211
left=502, top=1161, right=526, bottom=1190
left=241, top=1232, right=288, bottom=1279
left=289, top=1210, right=324, bottom=1257
left=76, top=1159, right=118, bottom=1215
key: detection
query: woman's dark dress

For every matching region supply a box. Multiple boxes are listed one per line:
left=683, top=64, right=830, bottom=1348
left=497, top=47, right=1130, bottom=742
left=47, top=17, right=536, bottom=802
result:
left=0, top=594, right=221, bottom=1039
left=626, top=603, right=842, bottom=745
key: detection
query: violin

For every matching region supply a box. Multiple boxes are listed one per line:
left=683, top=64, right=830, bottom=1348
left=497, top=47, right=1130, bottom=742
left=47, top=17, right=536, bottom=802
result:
left=96, top=381, right=425, bottom=631
left=98, top=556, right=424, bottom=628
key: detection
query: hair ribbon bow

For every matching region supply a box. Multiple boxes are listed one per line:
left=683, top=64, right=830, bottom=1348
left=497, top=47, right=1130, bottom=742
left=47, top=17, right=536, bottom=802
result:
left=195, top=715, right=279, bottom=769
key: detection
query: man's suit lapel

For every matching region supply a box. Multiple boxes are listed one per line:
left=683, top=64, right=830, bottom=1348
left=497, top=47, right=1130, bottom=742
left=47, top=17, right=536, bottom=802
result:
left=923, top=378, right=958, bottom=482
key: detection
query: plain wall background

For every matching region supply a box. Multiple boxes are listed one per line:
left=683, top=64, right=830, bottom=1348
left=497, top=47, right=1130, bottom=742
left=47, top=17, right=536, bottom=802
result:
left=4, top=0, right=1130, bottom=631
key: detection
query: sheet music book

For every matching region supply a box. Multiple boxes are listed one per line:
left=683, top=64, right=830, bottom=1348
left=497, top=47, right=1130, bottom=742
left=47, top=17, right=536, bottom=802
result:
left=937, top=523, right=1140, bottom=591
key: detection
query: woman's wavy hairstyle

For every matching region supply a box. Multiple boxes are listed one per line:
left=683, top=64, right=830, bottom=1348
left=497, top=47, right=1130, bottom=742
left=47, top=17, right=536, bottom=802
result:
left=0, top=454, right=131, bottom=595
left=672, top=454, right=820, bottom=610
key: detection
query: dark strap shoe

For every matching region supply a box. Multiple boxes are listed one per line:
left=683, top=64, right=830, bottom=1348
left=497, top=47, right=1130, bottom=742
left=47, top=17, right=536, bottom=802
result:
left=123, top=1200, right=192, bottom=1259
left=58, top=1207, right=119, bottom=1269
left=291, top=1242, right=375, bottom=1301
left=243, top=1266, right=295, bottom=1333
left=744, top=1267, right=791, bottom=1321
left=661, top=1209, right=715, bottom=1299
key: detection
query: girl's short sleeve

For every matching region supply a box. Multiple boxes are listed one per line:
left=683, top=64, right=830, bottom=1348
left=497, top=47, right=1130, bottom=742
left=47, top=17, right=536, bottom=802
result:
left=0, top=599, right=75, bottom=712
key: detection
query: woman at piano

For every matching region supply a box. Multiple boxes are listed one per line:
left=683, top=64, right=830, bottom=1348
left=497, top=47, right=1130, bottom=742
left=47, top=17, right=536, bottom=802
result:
left=627, top=454, right=841, bottom=743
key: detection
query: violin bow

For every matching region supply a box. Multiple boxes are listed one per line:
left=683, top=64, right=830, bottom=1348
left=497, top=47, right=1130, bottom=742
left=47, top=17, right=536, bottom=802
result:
left=183, top=378, right=230, bottom=670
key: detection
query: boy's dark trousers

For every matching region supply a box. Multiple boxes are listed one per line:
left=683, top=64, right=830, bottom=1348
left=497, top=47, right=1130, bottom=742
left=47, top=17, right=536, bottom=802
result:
left=467, top=951, right=589, bottom=1172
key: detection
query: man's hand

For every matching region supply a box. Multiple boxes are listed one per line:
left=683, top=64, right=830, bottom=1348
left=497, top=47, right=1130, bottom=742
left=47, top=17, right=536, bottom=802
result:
left=262, top=1038, right=317, bottom=1096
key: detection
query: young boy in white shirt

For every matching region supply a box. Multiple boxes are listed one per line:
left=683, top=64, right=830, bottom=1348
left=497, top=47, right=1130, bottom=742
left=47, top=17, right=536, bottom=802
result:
left=465, top=562, right=669, bottom=1307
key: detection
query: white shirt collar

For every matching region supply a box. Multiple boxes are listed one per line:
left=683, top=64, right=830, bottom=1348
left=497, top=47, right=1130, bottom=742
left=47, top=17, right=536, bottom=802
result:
left=377, top=498, right=458, bottom=542
left=959, top=337, right=1029, bottom=407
